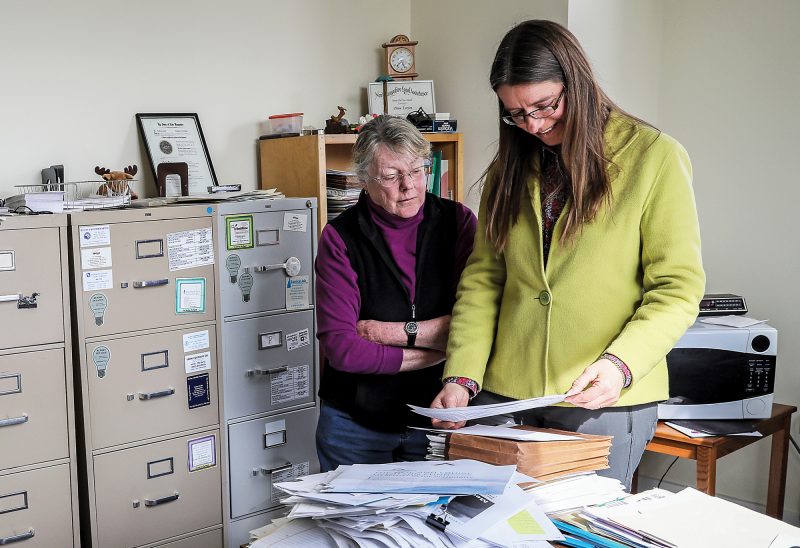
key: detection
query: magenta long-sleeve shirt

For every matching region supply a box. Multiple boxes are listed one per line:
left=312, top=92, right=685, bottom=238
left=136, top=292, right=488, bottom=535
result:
left=315, top=196, right=477, bottom=375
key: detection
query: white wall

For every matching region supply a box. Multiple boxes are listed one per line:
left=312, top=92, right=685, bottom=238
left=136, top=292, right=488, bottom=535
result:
left=0, top=0, right=410, bottom=198
left=411, top=0, right=568, bottom=211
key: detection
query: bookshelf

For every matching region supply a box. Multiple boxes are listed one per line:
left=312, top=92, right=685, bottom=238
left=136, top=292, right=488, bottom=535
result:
left=258, top=132, right=464, bottom=236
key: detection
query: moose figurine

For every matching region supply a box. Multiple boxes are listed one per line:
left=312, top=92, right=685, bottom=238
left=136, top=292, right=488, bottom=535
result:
left=94, top=165, right=138, bottom=199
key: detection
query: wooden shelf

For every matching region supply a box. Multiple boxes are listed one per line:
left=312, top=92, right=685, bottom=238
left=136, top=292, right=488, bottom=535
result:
left=258, top=132, right=464, bottom=236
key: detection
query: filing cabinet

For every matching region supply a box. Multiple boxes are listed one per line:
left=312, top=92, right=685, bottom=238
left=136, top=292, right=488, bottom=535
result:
left=0, top=214, right=79, bottom=547
left=213, top=198, right=319, bottom=548
left=69, top=206, right=223, bottom=547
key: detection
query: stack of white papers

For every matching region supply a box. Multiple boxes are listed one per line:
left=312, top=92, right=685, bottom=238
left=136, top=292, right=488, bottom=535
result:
left=251, top=460, right=566, bottom=547
left=4, top=191, right=64, bottom=213
left=409, top=394, right=566, bottom=422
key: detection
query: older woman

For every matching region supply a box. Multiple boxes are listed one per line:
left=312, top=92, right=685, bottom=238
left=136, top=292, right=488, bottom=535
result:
left=315, top=115, right=477, bottom=471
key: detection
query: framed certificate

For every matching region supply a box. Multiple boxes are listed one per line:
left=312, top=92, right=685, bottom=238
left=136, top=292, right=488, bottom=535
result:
left=136, top=113, right=218, bottom=195
left=368, top=80, right=436, bottom=117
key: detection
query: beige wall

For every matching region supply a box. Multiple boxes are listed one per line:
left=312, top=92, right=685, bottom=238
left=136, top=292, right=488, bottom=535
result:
left=411, top=0, right=567, bottom=211
left=0, top=0, right=410, bottom=197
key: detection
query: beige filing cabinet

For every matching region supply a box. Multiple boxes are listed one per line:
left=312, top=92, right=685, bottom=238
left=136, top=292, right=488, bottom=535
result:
left=0, top=214, right=80, bottom=547
left=69, top=205, right=223, bottom=547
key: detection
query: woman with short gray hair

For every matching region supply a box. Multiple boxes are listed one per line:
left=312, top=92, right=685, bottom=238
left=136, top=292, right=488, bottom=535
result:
left=315, top=115, right=476, bottom=471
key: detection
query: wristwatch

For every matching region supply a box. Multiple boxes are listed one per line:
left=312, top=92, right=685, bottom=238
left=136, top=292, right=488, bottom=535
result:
left=404, top=321, right=418, bottom=347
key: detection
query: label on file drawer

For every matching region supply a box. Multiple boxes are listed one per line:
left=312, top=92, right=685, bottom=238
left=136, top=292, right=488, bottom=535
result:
left=81, top=247, right=113, bottom=269
left=183, top=330, right=210, bottom=352
left=283, top=213, right=308, bottom=233
left=184, top=351, right=211, bottom=373
left=187, top=373, right=210, bottom=408
left=270, top=365, right=309, bottom=405
left=271, top=462, right=310, bottom=503
left=188, top=434, right=216, bottom=472
left=79, top=224, right=111, bottom=247
left=82, top=269, right=113, bottom=291
left=285, top=328, right=310, bottom=352
left=167, top=228, right=214, bottom=271
left=286, top=276, right=309, bottom=310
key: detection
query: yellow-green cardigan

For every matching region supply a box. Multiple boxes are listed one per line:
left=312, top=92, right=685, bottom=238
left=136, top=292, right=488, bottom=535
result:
left=444, top=112, right=705, bottom=406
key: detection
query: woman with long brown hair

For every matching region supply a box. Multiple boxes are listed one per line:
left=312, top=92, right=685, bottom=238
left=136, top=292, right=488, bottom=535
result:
left=430, top=20, right=705, bottom=489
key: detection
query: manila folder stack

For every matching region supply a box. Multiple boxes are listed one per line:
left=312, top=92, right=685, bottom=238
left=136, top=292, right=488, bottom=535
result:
left=447, top=426, right=612, bottom=481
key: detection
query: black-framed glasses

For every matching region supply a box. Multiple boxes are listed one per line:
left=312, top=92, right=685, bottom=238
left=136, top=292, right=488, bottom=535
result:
left=369, top=160, right=432, bottom=187
left=501, top=88, right=566, bottom=126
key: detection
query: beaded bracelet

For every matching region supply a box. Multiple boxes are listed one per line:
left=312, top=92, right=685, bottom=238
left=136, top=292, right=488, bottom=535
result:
left=443, top=376, right=480, bottom=398
left=601, top=352, right=632, bottom=388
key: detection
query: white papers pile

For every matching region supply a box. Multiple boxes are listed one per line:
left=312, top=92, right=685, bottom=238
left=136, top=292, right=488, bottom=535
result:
left=409, top=394, right=566, bottom=422
left=251, top=460, right=566, bottom=547
left=4, top=191, right=64, bottom=213
left=578, top=487, right=800, bottom=547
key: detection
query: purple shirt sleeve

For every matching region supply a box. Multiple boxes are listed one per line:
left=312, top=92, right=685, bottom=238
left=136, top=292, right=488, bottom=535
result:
left=454, top=203, right=478, bottom=284
left=315, top=224, right=403, bottom=375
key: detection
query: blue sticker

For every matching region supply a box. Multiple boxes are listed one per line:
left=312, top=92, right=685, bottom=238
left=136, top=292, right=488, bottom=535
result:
left=187, top=373, right=210, bottom=409
left=206, top=207, right=213, bottom=214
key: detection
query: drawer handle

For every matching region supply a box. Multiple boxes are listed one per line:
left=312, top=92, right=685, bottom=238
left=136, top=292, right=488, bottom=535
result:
left=0, top=528, right=35, bottom=544
left=245, top=365, right=289, bottom=377
left=132, top=279, right=169, bottom=289
left=253, top=256, right=302, bottom=277
left=0, top=294, right=21, bottom=303
left=144, top=492, right=179, bottom=507
left=138, top=388, right=175, bottom=400
left=260, top=463, right=292, bottom=476
left=0, top=414, right=28, bottom=428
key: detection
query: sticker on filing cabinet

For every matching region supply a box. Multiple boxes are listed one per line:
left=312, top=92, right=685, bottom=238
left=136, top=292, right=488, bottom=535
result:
left=286, top=276, right=309, bottom=310
left=175, top=277, right=205, bottom=314
left=88, top=293, right=108, bottom=325
left=285, top=328, right=310, bottom=352
left=82, top=269, right=113, bottom=292
left=183, top=330, right=210, bottom=352
left=226, top=215, right=254, bottom=250
left=79, top=224, right=111, bottom=248
left=264, top=419, right=287, bottom=448
left=271, top=462, right=310, bottom=504
left=80, top=247, right=112, bottom=270
left=92, top=345, right=111, bottom=378
left=238, top=269, right=254, bottom=302
left=188, top=434, right=216, bottom=472
left=184, top=351, right=211, bottom=374
left=225, top=254, right=241, bottom=283
left=283, top=212, right=308, bottom=233
left=270, top=365, right=310, bottom=405
left=187, top=372, right=210, bottom=409
left=167, top=228, right=214, bottom=272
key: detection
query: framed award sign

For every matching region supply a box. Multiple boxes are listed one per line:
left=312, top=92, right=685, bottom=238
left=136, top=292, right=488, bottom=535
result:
left=136, top=113, right=219, bottom=195
left=368, top=80, right=436, bottom=117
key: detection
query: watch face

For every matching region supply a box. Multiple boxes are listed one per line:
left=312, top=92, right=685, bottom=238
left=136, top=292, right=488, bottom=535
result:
left=390, top=47, right=414, bottom=73
left=404, top=321, right=419, bottom=335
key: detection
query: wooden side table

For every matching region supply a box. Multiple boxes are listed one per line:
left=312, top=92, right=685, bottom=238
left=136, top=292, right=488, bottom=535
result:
left=634, top=403, right=796, bottom=519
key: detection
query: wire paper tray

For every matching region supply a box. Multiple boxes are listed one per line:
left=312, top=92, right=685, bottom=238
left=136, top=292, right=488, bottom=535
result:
left=14, top=181, right=133, bottom=210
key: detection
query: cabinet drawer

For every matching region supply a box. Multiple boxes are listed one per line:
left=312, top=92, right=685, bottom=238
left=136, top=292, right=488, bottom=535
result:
left=0, top=349, right=69, bottom=469
left=223, top=310, right=315, bottom=420
left=154, top=527, right=222, bottom=548
left=0, top=464, right=74, bottom=547
left=218, top=209, right=314, bottom=317
left=227, top=507, right=288, bottom=548
left=93, top=430, right=222, bottom=547
left=85, top=327, right=219, bottom=450
left=0, top=227, right=64, bottom=350
left=228, top=407, right=318, bottom=518
left=76, top=218, right=215, bottom=338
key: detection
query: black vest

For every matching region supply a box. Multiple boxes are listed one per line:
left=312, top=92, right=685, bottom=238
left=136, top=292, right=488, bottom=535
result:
left=319, top=192, right=458, bottom=432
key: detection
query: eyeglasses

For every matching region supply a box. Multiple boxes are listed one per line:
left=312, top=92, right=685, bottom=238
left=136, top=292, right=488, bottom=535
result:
left=501, top=88, right=565, bottom=126
left=369, top=161, right=432, bottom=187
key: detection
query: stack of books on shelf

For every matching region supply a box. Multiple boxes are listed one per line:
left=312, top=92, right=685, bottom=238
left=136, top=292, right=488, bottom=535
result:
left=326, top=169, right=361, bottom=221
left=447, top=426, right=612, bottom=481
left=4, top=191, right=65, bottom=213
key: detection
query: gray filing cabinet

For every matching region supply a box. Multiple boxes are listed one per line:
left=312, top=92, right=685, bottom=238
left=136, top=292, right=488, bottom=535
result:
left=69, top=205, right=223, bottom=547
left=0, top=214, right=80, bottom=547
left=214, top=198, right=319, bottom=548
